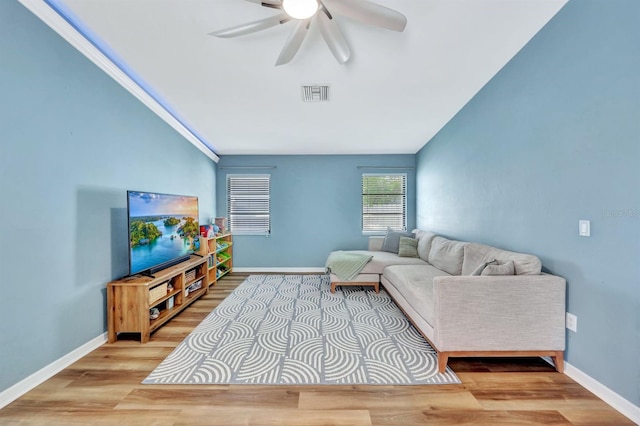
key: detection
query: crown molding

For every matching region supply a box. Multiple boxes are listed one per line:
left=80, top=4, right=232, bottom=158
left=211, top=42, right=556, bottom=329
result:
left=17, top=0, right=219, bottom=163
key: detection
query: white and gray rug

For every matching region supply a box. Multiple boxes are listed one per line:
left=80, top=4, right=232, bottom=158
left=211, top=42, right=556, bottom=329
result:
left=143, top=274, right=460, bottom=385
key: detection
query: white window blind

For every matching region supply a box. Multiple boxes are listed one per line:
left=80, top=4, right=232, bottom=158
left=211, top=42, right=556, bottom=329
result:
left=227, top=174, right=271, bottom=235
left=362, top=173, right=407, bottom=233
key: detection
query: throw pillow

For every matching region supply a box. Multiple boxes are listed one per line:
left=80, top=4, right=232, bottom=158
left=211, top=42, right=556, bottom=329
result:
left=481, top=260, right=515, bottom=276
left=469, top=259, right=497, bottom=276
left=398, top=236, right=419, bottom=258
left=381, top=228, right=415, bottom=254
left=428, top=236, right=466, bottom=275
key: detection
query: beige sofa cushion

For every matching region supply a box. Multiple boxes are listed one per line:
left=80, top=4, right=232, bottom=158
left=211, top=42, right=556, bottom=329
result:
left=383, top=264, right=451, bottom=325
left=428, top=237, right=466, bottom=275
left=462, top=242, right=542, bottom=275
left=342, top=250, right=427, bottom=275
left=412, top=229, right=438, bottom=263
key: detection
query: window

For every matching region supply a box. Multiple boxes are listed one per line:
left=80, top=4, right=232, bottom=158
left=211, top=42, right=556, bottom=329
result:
left=362, top=173, right=407, bottom=233
left=227, top=174, right=271, bottom=235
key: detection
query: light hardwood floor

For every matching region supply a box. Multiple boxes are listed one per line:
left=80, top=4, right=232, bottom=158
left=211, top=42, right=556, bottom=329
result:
left=0, top=273, right=633, bottom=425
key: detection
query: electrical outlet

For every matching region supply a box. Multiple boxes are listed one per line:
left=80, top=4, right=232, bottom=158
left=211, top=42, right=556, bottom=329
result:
left=579, top=220, right=591, bottom=236
left=566, top=312, right=577, bottom=332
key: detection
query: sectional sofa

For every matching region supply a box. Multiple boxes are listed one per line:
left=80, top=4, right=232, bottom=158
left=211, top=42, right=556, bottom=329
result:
left=328, top=229, right=566, bottom=373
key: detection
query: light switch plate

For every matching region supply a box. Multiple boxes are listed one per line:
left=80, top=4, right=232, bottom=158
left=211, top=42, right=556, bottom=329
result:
left=579, top=220, right=590, bottom=237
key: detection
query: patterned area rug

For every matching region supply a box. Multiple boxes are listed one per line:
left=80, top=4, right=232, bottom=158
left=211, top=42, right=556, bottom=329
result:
left=143, top=274, right=460, bottom=385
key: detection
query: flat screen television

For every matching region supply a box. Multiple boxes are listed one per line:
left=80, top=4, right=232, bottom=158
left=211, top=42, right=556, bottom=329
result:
left=127, top=190, right=200, bottom=276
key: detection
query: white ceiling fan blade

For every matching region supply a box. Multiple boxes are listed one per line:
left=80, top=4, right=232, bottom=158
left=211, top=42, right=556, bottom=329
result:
left=275, top=19, right=311, bottom=66
left=244, top=0, right=281, bottom=5
left=209, top=14, right=290, bottom=38
left=317, top=9, right=350, bottom=64
left=323, top=0, right=407, bottom=32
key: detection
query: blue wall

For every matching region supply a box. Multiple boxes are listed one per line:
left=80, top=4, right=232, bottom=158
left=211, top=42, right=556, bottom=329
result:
left=216, top=155, right=416, bottom=267
left=0, top=0, right=216, bottom=393
left=416, top=0, right=639, bottom=407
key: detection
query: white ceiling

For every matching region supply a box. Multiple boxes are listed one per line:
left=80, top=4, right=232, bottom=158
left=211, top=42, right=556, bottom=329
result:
left=45, top=0, right=567, bottom=156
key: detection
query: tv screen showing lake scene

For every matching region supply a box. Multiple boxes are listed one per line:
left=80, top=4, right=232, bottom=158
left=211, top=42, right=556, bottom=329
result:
left=127, top=191, right=199, bottom=275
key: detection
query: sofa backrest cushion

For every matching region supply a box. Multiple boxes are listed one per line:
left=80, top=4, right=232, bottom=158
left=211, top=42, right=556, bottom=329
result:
left=462, top=242, right=542, bottom=275
left=412, top=229, right=438, bottom=263
left=428, top=236, right=466, bottom=275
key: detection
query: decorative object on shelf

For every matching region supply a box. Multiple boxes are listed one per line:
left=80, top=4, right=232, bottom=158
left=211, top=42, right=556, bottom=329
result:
left=149, top=307, right=160, bottom=320
left=167, top=296, right=174, bottom=310
left=200, top=224, right=217, bottom=238
left=215, top=217, right=227, bottom=234
left=185, top=268, right=196, bottom=282
left=200, top=225, right=211, bottom=237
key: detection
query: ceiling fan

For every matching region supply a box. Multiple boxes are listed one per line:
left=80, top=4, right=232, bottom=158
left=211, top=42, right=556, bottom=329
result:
left=209, top=0, right=407, bottom=66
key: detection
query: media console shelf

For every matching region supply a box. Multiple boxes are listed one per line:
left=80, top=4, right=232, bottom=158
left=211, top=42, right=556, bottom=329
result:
left=107, top=256, right=208, bottom=343
left=199, top=233, right=233, bottom=287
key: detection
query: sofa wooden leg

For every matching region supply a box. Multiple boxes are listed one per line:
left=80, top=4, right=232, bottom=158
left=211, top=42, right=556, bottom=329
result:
left=374, top=283, right=379, bottom=293
left=552, top=351, right=564, bottom=373
left=330, top=282, right=336, bottom=293
left=437, top=352, right=449, bottom=374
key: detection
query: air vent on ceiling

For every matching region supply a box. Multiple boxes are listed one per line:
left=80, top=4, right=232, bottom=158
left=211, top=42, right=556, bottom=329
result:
left=302, top=85, right=330, bottom=102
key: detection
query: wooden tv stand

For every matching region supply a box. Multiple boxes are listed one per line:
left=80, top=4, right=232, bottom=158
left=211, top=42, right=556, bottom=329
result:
left=107, top=256, right=209, bottom=343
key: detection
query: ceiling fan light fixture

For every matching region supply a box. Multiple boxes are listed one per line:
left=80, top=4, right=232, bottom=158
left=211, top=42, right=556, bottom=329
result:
left=210, top=0, right=407, bottom=65
left=282, top=0, right=318, bottom=20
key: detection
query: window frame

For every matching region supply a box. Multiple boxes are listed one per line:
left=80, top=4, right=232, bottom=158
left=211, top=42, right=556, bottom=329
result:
left=361, top=173, right=407, bottom=235
left=226, top=174, right=271, bottom=236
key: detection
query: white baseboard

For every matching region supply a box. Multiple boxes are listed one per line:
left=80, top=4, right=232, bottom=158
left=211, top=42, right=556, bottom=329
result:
left=564, top=361, right=640, bottom=424
left=542, top=357, right=639, bottom=424
left=233, top=267, right=326, bottom=273
left=0, top=333, right=107, bottom=409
